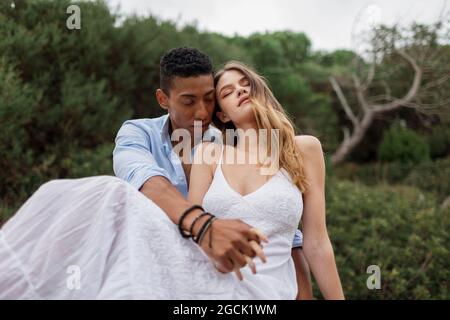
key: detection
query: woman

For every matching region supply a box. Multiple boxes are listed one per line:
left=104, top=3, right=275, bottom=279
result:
left=188, top=61, right=344, bottom=299
left=0, top=62, right=343, bottom=299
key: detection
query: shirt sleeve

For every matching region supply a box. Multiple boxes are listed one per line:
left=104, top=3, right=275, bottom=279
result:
left=292, top=229, right=303, bottom=248
left=113, top=121, right=171, bottom=190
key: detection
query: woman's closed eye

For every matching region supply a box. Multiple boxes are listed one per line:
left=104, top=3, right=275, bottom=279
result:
left=222, top=90, right=232, bottom=98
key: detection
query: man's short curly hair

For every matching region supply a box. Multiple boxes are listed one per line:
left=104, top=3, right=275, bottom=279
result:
left=160, top=47, right=213, bottom=95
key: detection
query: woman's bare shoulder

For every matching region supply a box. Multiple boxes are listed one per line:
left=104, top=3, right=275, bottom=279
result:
left=294, top=135, right=323, bottom=157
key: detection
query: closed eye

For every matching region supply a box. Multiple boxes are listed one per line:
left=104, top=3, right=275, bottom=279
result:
left=222, top=91, right=232, bottom=98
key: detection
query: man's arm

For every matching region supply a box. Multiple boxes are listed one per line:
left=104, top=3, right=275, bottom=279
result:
left=113, top=121, right=208, bottom=237
left=291, top=229, right=314, bottom=299
left=113, top=124, right=264, bottom=274
left=113, top=121, right=171, bottom=190
left=292, top=248, right=314, bottom=299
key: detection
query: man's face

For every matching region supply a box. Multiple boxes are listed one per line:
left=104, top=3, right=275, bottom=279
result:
left=157, top=74, right=215, bottom=137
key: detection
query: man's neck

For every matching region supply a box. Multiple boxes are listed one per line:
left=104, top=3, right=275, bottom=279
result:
left=168, top=119, right=198, bottom=150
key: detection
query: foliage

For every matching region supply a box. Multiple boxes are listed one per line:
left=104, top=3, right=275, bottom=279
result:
left=323, top=178, right=449, bottom=299
left=378, top=122, right=430, bottom=164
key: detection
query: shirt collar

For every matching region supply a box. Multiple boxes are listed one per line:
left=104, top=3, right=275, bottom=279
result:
left=160, top=114, right=171, bottom=142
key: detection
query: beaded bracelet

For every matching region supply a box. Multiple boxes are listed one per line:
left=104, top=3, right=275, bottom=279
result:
left=178, top=204, right=204, bottom=238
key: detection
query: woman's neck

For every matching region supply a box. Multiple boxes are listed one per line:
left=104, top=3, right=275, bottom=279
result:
left=234, top=122, right=263, bottom=154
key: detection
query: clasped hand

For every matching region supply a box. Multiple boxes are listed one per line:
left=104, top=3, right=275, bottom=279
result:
left=198, top=218, right=269, bottom=281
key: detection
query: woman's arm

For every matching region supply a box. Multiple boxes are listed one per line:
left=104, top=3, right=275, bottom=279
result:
left=296, top=135, right=344, bottom=300
left=187, top=142, right=217, bottom=205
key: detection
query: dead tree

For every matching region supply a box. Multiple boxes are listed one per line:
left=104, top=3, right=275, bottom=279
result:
left=329, top=11, right=449, bottom=165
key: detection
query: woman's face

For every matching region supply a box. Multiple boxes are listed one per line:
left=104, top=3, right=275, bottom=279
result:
left=215, top=69, right=255, bottom=127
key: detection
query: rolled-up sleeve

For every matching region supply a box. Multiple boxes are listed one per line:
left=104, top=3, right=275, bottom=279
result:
left=113, top=121, right=170, bottom=190
left=292, top=229, right=303, bottom=248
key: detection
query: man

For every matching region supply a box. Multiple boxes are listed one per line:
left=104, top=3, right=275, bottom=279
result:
left=113, top=47, right=313, bottom=299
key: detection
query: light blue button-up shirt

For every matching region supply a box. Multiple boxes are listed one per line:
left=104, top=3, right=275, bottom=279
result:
left=113, top=114, right=302, bottom=248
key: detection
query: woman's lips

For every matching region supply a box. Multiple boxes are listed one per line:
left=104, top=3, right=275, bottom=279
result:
left=238, top=98, right=250, bottom=106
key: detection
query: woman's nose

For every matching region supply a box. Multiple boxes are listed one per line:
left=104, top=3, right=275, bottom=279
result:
left=237, top=87, right=247, bottom=96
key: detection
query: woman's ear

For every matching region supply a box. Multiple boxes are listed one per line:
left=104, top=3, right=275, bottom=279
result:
left=216, top=111, right=231, bottom=123
left=156, top=89, right=169, bottom=110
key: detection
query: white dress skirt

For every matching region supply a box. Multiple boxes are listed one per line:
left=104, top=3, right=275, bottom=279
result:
left=0, top=165, right=303, bottom=299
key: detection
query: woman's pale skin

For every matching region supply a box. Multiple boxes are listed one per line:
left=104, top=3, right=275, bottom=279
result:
left=188, top=69, right=344, bottom=299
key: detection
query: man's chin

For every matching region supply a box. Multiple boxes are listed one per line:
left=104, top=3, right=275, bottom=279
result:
left=190, top=125, right=210, bottom=134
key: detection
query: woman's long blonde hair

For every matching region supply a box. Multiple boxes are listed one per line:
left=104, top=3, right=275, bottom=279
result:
left=213, top=61, right=309, bottom=193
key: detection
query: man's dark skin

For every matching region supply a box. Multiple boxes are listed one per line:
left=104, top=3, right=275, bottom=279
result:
left=139, top=73, right=313, bottom=299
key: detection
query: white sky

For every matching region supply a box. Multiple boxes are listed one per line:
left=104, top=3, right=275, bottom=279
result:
left=107, top=0, right=448, bottom=51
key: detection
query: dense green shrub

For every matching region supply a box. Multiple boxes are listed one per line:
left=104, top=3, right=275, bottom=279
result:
left=61, top=143, right=115, bottom=178
left=404, top=158, right=450, bottom=203
left=0, top=60, right=41, bottom=205
left=323, top=178, right=449, bottom=299
left=333, top=158, right=450, bottom=202
left=378, top=122, right=430, bottom=164
left=0, top=142, right=115, bottom=225
left=0, top=0, right=131, bottom=204
left=427, top=124, right=450, bottom=158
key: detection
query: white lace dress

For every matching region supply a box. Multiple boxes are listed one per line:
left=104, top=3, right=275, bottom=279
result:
left=0, top=166, right=303, bottom=299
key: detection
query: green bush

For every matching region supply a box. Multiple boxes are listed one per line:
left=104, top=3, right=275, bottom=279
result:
left=378, top=122, right=430, bottom=164
left=0, top=205, right=17, bottom=227
left=0, top=0, right=130, bottom=205
left=0, top=143, right=115, bottom=226
left=61, top=143, right=115, bottom=178
left=323, top=178, right=449, bottom=299
left=0, top=59, right=41, bottom=205
left=404, top=158, right=450, bottom=203
left=333, top=158, right=450, bottom=202
left=427, top=124, right=450, bottom=158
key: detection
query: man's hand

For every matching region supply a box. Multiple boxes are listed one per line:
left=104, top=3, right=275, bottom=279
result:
left=188, top=215, right=269, bottom=280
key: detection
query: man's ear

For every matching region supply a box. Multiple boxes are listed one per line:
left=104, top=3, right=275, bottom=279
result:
left=156, top=89, right=170, bottom=110
left=216, top=111, right=231, bottom=123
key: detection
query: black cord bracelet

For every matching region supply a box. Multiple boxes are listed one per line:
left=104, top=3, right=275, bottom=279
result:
left=178, top=204, right=204, bottom=238
left=194, top=214, right=216, bottom=244
left=196, top=216, right=217, bottom=246
left=189, top=212, right=212, bottom=239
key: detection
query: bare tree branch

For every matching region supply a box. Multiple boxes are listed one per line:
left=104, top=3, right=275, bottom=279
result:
left=371, top=49, right=423, bottom=113
left=329, top=76, right=359, bottom=127
left=352, top=75, right=370, bottom=112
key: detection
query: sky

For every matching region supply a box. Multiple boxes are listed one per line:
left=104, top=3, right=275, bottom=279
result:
left=106, top=0, right=448, bottom=52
